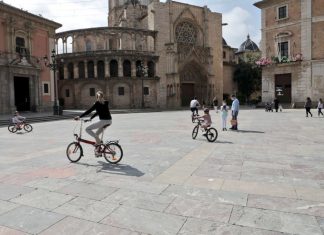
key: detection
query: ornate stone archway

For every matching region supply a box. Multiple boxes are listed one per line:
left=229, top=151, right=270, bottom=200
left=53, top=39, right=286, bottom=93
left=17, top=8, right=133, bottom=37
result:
left=179, top=61, right=208, bottom=106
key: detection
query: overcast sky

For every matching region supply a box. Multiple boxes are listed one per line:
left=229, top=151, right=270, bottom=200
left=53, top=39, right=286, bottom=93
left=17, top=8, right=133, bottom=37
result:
left=3, top=0, right=261, bottom=48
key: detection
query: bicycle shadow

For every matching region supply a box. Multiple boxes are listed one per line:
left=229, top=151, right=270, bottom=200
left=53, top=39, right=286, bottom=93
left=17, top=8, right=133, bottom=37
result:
left=194, top=139, right=234, bottom=144
left=235, top=130, right=265, bottom=134
left=74, top=161, right=144, bottom=177
left=97, top=161, right=145, bottom=177
left=15, top=131, right=29, bottom=135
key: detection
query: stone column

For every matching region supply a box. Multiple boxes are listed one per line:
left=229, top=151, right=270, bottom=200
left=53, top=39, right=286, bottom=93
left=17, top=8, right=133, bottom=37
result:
left=8, top=70, right=15, bottom=112
left=74, top=63, right=79, bottom=79
left=63, top=64, right=68, bottom=80
left=94, top=61, right=98, bottom=79
left=118, top=57, right=123, bottom=77
left=301, top=0, right=312, bottom=97
left=84, top=60, right=88, bottom=79
left=132, top=34, right=136, bottom=50
left=105, top=58, right=110, bottom=78
left=131, top=61, right=136, bottom=77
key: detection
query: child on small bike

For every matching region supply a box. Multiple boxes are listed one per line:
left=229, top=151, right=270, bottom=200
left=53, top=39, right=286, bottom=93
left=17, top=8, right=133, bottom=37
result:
left=12, top=111, right=26, bottom=129
left=199, top=108, right=212, bottom=135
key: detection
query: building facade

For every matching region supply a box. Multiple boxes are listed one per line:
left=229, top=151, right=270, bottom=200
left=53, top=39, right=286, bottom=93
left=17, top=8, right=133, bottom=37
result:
left=222, top=38, right=238, bottom=98
left=255, top=0, right=324, bottom=106
left=55, top=0, right=223, bottom=109
left=0, top=2, right=61, bottom=114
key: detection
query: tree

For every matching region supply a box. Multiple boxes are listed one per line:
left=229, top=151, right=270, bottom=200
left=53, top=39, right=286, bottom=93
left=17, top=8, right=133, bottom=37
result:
left=233, top=60, right=261, bottom=103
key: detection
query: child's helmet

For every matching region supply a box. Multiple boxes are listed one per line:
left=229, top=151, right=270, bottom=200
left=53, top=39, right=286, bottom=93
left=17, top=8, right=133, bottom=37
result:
left=204, top=108, right=209, bottom=113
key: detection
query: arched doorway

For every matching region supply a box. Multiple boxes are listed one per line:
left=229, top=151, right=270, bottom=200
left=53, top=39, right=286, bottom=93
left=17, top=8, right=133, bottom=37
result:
left=179, top=61, right=208, bottom=106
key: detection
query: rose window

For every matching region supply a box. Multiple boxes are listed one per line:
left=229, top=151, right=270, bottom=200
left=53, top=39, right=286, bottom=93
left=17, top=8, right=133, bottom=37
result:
left=175, top=22, right=197, bottom=45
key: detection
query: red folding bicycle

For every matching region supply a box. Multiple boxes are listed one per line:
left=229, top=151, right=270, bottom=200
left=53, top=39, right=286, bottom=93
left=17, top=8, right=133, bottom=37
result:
left=66, top=119, right=123, bottom=164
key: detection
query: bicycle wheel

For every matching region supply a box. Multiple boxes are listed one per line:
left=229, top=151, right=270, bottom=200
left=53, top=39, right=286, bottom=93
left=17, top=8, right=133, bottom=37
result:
left=192, top=125, right=199, bottom=139
left=66, top=142, right=83, bottom=162
left=103, top=142, right=123, bottom=164
left=24, top=124, right=33, bottom=132
left=8, top=124, right=17, bottom=133
left=206, top=128, right=218, bottom=142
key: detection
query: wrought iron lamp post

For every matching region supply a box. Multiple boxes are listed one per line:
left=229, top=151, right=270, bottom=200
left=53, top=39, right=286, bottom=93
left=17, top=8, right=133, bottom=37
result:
left=44, top=49, right=61, bottom=115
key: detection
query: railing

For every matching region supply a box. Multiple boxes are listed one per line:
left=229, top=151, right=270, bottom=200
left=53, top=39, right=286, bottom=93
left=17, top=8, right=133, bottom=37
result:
left=58, top=76, right=160, bottom=81
left=256, top=54, right=303, bottom=67
left=55, top=50, right=158, bottom=58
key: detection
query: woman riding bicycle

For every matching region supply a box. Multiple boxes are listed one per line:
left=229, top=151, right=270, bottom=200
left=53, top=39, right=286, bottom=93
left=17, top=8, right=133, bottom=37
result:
left=74, top=91, right=112, bottom=146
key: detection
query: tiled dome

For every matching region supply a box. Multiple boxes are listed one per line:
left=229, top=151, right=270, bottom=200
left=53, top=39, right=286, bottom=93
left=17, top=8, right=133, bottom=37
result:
left=237, top=35, right=259, bottom=53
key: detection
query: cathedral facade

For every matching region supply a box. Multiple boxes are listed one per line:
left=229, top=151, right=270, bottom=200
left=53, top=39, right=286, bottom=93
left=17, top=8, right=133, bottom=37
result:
left=55, top=0, right=223, bottom=109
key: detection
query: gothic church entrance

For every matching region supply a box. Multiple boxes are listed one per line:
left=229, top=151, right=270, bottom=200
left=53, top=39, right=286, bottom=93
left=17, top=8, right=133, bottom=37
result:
left=180, top=62, right=207, bottom=106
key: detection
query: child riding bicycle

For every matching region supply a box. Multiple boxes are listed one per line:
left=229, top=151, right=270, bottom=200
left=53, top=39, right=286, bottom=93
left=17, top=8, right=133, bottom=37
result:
left=12, top=111, right=26, bottom=129
left=195, top=108, right=212, bottom=136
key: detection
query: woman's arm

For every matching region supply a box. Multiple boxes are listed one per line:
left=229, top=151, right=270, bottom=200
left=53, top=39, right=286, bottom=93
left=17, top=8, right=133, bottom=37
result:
left=80, top=102, right=97, bottom=118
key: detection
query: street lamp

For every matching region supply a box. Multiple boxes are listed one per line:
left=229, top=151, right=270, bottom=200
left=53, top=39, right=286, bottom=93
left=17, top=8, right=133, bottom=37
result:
left=136, top=62, right=148, bottom=108
left=44, top=49, right=61, bottom=115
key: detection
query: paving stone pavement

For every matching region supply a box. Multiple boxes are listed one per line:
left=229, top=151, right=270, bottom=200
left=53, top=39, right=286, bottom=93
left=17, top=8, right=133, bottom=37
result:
left=0, top=109, right=323, bottom=235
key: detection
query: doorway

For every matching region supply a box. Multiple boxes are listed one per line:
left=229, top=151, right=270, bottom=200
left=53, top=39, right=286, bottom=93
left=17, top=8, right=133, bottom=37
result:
left=14, top=77, right=30, bottom=111
left=181, top=83, right=195, bottom=106
left=275, top=74, right=291, bottom=103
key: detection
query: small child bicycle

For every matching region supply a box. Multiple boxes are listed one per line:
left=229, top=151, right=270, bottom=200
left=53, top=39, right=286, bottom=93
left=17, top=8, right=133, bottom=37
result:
left=66, top=119, right=123, bottom=164
left=192, top=118, right=218, bottom=142
left=8, top=121, right=33, bottom=133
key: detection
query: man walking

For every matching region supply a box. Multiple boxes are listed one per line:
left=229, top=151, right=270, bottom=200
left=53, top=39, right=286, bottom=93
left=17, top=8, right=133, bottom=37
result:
left=230, top=95, right=239, bottom=130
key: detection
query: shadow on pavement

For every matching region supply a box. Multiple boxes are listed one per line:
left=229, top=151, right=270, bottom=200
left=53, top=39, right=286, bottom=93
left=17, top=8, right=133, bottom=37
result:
left=74, top=161, right=145, bottom=177
left=216, top=140, right=234, bottom=144
left=97, top=162, right=145, bottom=177
left=194, top=139, right=234, bottom=144
left=235, top=130, right=265, bottom=134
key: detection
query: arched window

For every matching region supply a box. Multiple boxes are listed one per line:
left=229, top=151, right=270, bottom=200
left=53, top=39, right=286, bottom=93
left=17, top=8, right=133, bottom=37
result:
left=110, top=60, right=118, bottom=77
left=16, top=37, right=25, bottom=54
left=78, top=62, right=85, bottom=79
left=87, top=61, right=94, bottom=78
left=123, top=60, right=131, bottom=77
left=97, top=60, right=105, bottom=79
left=175, top=22, right=197, bottom=45
left=68, top=63, right=74, bottom=79
left=136, top=60, right=142, bottom=77
left=167, top=85, right=170, bottom=96
left=57, top=38, right=63, bottom=54
left=67, top=36, right=73, bottom=53
left=86, top=40, right=92, bottom=51
left=148, top=61, right=155, bottom=77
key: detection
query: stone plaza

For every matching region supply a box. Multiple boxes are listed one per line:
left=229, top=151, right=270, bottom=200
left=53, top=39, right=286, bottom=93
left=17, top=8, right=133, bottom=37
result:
left=0, top=109, right=323, bottom=234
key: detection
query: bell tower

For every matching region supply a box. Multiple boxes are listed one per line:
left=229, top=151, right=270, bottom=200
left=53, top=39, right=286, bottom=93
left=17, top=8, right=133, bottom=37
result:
left=108, top=0, right=150, bottom=28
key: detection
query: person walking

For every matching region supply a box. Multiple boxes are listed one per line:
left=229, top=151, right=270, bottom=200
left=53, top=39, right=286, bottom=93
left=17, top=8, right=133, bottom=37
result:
left=304, top=97, right=313, bottom=117
left=274, top=98, right=279, bottom=112
left=220, top=101, right=228, bottom=131
left=230, top=94, right=239, bottom=130
left=213, top=97, right=219, bottom=113
left=318, top=98, right=323, bottom=117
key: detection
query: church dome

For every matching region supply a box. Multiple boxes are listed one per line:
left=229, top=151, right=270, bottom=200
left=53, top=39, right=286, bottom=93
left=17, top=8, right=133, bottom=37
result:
left=237, top=35, right=259, bottom=53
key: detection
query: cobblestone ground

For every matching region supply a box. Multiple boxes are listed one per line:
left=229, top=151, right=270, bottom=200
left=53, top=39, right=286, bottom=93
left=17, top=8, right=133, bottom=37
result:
left=0, top=109, right=323, bottom=235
